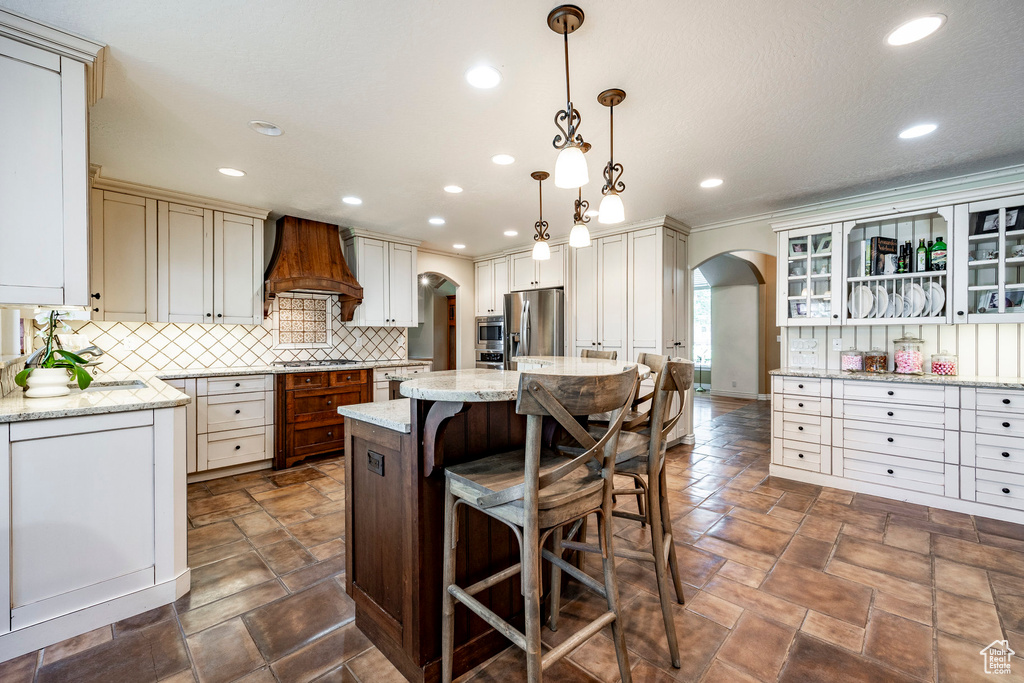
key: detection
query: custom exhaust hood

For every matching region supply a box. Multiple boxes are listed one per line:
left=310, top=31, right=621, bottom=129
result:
left=263, top=216, right=363, bottom=320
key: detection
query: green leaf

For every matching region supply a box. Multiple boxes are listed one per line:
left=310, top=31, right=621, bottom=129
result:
left=73, top=366, right=92, bottom=390
left=14, top=368, right=32, bottom=387
left=52, top=349, right=88, bottom=365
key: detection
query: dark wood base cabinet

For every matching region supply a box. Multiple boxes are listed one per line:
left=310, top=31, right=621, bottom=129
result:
left=345, top=399, right=539, bottom=683
left=274, top=369, right=371, bottom=469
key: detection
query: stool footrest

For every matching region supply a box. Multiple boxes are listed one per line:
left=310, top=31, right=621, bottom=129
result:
left=611, top=510, right=647, bottom=524
left=464, top=563, right=522, bottom=597
left=447, top=585, right=527, bottom=650
left=541, top=548, right=607, bottom=597
left=562, top=538, right=654, bottom=564
left=542, top=610, right=617, bottom=670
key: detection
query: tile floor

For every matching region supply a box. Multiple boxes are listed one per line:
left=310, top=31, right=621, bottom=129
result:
left=4, top=395, right=1024, bottom=682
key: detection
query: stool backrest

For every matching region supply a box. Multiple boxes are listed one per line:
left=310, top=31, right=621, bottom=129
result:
left=646, top=359, right=694, bottom=476
left=580, top=349, right=618, bottom=360
left=622, top=353, right=669, bottom=431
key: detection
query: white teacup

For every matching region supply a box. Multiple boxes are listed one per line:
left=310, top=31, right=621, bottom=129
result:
left=1013, top=245, right=1024, bottom=258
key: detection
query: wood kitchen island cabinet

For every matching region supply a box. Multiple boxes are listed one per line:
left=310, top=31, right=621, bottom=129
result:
left=274, top=369, right=370, bottom=469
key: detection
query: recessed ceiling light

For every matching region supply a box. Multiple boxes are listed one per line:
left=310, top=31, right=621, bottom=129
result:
left=700, top=178, right=724, bottom=188
left=465, top=65, right=502, bottom=89
left=886, top=15, right=946, bottom=46
left=218, top=167, right=245, bottom=177
left=342, top=196, right=363, bottom=205
left=248, top=120, right=283, bottom=136
left=503, top=230, right=518, bottom=236
left=429, top=217, right=446, bottom=226
left=453, top=244, right=466, bottom=249
left=444, top=185, right=463, bottom=194
left=491, top=154, right=515, bottom=165
left=899, top=123, right=937, bottom=139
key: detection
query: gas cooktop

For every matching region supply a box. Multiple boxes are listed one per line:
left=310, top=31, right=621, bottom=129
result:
left=271, top=359, right=359, bottom=368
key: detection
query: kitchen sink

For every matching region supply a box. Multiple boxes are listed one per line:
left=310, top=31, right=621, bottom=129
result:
left=79, top=380, right=148, bottom=392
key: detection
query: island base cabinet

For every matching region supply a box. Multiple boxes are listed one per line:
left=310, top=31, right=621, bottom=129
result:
left=0, top=408, right=189, bottom=660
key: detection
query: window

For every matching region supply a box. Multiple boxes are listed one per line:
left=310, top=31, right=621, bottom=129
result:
left=693, top=268, right=711, bottom=368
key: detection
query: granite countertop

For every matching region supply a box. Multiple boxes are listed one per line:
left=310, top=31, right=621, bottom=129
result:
left=155, top=359, right=431, bottom=380
left=400, top=356, right=650, bottom=402
left=0, top=354, right=28, bottom=370
left=0, top=375, right=190, bottom=423
left=337, top=398, right=412, bottom=433
left=771, top=367, right=1024, bottom=389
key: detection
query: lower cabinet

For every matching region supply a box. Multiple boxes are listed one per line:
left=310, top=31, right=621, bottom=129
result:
left=372, top=363, right=431, bottom=402
left=275, top=370, right=371, bottom=469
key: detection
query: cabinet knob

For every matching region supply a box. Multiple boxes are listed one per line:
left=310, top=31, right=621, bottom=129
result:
left=235, top=409, right=240, bottom=414
left=887, top=411, right=894, bottom=417
left=957, top=310, right=964, bottom=316
left=93, top=308, right=99, bottom=312
left=887, top=437, right=894, bottom=443
left=235, top=445, right=241, bottom=451
left=798, top=402, right=804, bottom=407
left=327, top=400, right=332, bottom=406
left=1004, top=399, right=1012, bottom=405
left=798, top=384, right=804, bottom=389
left=592, top=342, right=597, bottom=346
left=798, top=426, right=804, bottom=431
left=1003, top=487, right=1011, bottom=494
left=1004, top=422, right=1012, bottom=428
left=327, top=431, right=333, bottom=437
left=1003, top=452, right=1010, bottom=458
left=91, top=292, right=101, bottom=300
left=217, top=313, right=223, bottom=318
left=206, top=313, right=212, bottom=317
left=306, top=378, right=311, bottom=383
left=235, top=383, right=241, bottom=387
left=887, top=469, right=894, bottom=474
left=798, top=453, right=804, bottom=458
left=887, top=390, right=894, bottom=396
left=833, top=314, right=839, bottom=319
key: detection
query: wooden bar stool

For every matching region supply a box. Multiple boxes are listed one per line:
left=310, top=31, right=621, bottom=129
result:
left=580, top=348, right=617, bottom=360
left=552, top=359, right=693, bottom=669
left=440, top=368, right=639, bottom=683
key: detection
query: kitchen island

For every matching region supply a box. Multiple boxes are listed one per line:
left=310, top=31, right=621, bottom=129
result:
left=337, top=357, right=648, bottom=683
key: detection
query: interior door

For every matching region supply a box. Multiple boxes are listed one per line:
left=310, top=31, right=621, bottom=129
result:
left=388, top=243, right=417, bottom=326
left=475, top=260, right=494, bottom=316
left=597, top=234, right=628, bottom=357
left=571, top=242, right=598, bottom=353
left=158, top=202, right=213, bottom=323
left=91, top=190, right=156, bottom=321
left=214, top=212, right=260, bottom=324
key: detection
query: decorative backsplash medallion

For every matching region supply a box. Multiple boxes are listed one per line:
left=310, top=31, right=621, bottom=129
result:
left=276, top=296, right=330, bottom=346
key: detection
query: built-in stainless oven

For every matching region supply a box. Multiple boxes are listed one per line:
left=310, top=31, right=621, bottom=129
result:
left=475, top=315, right=504, bottom=350
left=475, top=349, right=504, bottom=369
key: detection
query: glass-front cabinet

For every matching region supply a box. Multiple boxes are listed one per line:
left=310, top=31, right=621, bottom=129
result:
left=953, top=193, right=1024, bottom=324
left=779, top=224, right=841, bottom=326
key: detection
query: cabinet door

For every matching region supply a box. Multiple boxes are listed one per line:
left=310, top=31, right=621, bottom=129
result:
left=214, top=212, right=262, bottom=324
left=629, top=228, right=661, bottom=357
left=475, top=260, right=494, bottom=316
left=90, top=190, right=157, bottom=321
left=672, top=232, right=689, bottom=357
left=492, top=258, right=509, bottom=311
left=571, top=243, right=598, bottom=352
left=158, top=202, right=213, bottom=323
left=387, top=243, right=417, bottom=326
left=598, top=235, right=628, bottom=356
left=510, top=251, right=536, bottom=290
left=536, top=245, right=565, bottom=288
left=355, top=238, right=389, bottom=326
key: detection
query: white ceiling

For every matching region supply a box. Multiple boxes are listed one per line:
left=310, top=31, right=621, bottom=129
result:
left=5, top=0, right=1024, bottom=255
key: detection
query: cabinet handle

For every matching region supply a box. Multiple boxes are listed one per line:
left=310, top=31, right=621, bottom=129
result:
left=1004, top=399, right=1012, bottom=405
left=206, top=313, right=212, bottom=317
left=91, top=292, right=101, bottom=300
left=887, top=469, right=894, bottom=475
left=327, top=431, right=333, bottom=437
left=887, top=411, right=894, bottom=417
left=592, top=342, right=597, bottom=346
left=1004, top=422, right=1012, bottom=428
left=306, top=378, right=311, bottom=383
left=832, top=314, right=839, bottom=319
left=957, top=310, right=964, bottom=316
left=1003, top=452, right=1010, bottom=458
left=217, top=313, right=223, bottom=318
left=798, top=453, right=804, bottom=458
left=93, top=308, right=99, bottom=312
left=798, top=402, right=804, bottom=408
left=235, top=409, right=241, bottom=414
left=887, top=391, right=894, bottom=396
left=327, top=400, right=332, bottom=406
left=797, top=426, right=804, bottom=431
left=798, top=384, right=804, bottom=389
left=235, top=383, right=241, bottom=387
left=887, top=437, right=894, bottom=443
left=235, top=445, right=241, bottom=450
left=1003, top=487, right=1011, bottom=494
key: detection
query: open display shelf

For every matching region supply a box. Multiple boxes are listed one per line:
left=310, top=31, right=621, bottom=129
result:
left=962, top=201, right=1024, bottom=319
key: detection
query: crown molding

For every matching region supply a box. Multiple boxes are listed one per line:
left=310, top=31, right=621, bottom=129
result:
left=417, top=246, right=474, bottom=261
left=91, top=169, right=270, bottom=219
left=686, top=163, right=1024, bottom=234
left=340, top=227, right=422, bottom=248
left=0, top=8, right=106, bottom=104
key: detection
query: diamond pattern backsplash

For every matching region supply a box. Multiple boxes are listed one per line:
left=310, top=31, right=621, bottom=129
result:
left=52, top=295, right=407, bottom=375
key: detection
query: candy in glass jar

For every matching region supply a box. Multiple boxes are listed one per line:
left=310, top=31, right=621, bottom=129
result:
left=864, top=348, right=888, bottom=373
left=840, top=349, right=864, bottom=372
left=931, top=351, right=958, bottom=376
left=893, top=335, right=925, bottom=375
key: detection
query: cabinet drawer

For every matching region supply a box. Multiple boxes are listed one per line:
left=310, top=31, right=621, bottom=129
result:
left=286, top=372, right=328, bottom=390
left=779, top=440, right=821, bottom=471
left=775, top=413, right=823, bottom=444
left=976, top=389, right=1024, bottom=414
left=200, top=392, right=270, bottom=433
left=843, top=381, right=946, bottom=406
left=374, top=365, right=428, bottom=382
left=977, top=413, right=1024, bottom=439
left=291, top=390, right=355, bottom=421
left=294, top=423, right=345, bottom=451
left=781, top=397, right=829, bottom=416
left=844, top=450, right=945, bottom=495
left=976, top=469, right=1024, bottom=509
left=205, top=375, right=270, bottom=395
left=781, top=378, right=824, bottom=398
left=840, top=400, right=947, bottom=428
left=330, top=369, right=369, bottom=387
left=842, top=420, right=946, bottom=463
left=976, top=433, right=1024, bottom=476
left=202, top=426, right=269, bottom=469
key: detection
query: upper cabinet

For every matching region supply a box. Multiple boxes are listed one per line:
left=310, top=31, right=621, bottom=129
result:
left=953, top=193, right=1024, bottom=324
left=778, top=224, right=842, bottom=327
left=509, top=245, right=565, bottom=291
left=474, top=256, right=508, bottom=316
left=90, top=178, right=268, bottom=325
left=0, top=13, right=105, bottom=308
left=342, top=232, right=419, bottom=327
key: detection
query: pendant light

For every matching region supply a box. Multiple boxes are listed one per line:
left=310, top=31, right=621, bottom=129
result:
left=598, top=88, right=626, bottom=224
left=548, top=5, right=589, bottom=189
left=530, top=171, right=552, bottom=260
left=569, top=187, right=592, bottom=248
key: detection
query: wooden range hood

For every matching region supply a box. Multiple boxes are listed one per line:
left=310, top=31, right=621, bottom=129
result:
left=263, top=216, right=363, bottom=320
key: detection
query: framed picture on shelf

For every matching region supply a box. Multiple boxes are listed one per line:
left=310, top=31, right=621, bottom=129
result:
left=789, top=300, right=808, bottom=318
left=814, top=235, right=832, bottom=255
left=976, top=208, right=1023, bottom=235
left=789, top=240, right=809, bottom=257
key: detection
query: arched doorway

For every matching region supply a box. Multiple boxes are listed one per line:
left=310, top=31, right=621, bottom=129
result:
left=408, top=271, right=459, bottom=370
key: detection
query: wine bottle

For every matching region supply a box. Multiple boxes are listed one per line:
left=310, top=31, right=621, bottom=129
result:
left=926, top=240, right=934, bottom=271
left=916, top=239, right=927, bottom=272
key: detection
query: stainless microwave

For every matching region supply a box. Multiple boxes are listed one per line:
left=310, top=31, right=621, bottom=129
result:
left=475, top=315, right=504, bottom=350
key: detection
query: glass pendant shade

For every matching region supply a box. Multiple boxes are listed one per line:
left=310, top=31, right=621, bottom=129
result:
left=532, top=240, right=551, bottom=260
left=569, top=222, right=591, bottom=248
left=598, top=192, right=624, bottom=224
left=554, top=146, right=589, bottom=189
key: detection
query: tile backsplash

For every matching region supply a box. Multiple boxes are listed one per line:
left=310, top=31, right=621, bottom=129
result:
left=51, top=296, right=407, bottom=374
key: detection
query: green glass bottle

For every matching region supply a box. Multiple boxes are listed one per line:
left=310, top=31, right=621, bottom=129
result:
left=916, top=239, right=927, bottom=272
left=926, top=240, right=934, bottom=270
left=930, top=236, right=947, bottom=271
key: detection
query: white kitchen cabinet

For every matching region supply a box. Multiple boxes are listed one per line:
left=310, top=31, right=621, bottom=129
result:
left=214, top=212, right=264, bottom=324
left=570, top=235, right=626, bottom=357
left=343, top=233, right=419, bottom=327
left=191, top=373, right=274, bottom=480
left=89, top=190, right=157, bottom=321
left=162, top=378, right=197, bottom=474
left=0, top=28, right=98, bottom=308
left=475, top=257, right=509, bottom=316
left=509, top=247, right=565, bottom=291
left=628, top=228, right=662, bottom=358
left=663, top=229, right=689, bottom=357
left=953, top=193, right=1024, bottom=324
left=571, top=241, right=598, bottom=355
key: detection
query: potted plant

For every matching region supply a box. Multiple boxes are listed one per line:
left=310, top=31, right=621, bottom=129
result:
left=14, top=310, right=93, bottom=398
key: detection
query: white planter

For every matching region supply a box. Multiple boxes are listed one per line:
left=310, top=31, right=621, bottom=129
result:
left=24, top=367, right=72, bottom=398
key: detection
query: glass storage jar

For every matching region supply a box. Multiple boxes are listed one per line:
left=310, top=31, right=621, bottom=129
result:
left=864, top=348, right=888, bottom=374
left=840, top=349, right=864, bottom=372
left=931, top=351, right=958, bottom=376
left=893, top=335, right=925, bottom=375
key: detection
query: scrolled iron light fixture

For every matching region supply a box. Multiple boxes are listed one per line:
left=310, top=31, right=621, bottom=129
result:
left=530, top=171, right=552, bottom=260
left=548, top=5, right=589, bottom=189
left=569, top=187, right=591, bottom=248
left=598, top=88, right=626, bottom=224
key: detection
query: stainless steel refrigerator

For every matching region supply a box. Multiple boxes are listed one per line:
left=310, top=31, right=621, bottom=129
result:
left=504, top=288, right=564, bottom=369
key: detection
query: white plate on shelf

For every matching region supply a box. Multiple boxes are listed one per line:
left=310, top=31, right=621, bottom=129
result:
left=888, top=292, right=903, bottom=318
left=848, top=285, right=873, bottom=319
left=873, top=285, right=888, bottom=318
left=906, top=282, right=927, bottom=317
left=926, top=282, right=945, bottom=316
